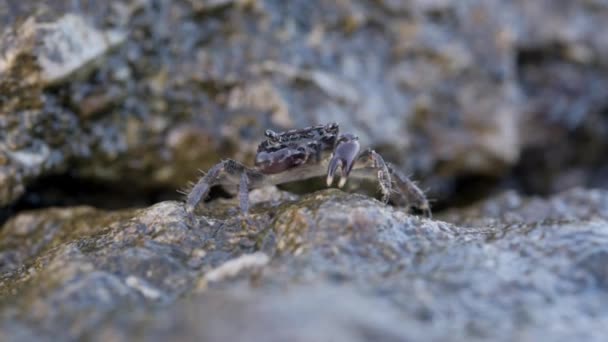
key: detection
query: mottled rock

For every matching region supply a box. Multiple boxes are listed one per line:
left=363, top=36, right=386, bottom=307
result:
left=0, top=14, right=126, bottom=85
left=443, top=187, right=608, bottom=225
left=2, top=0, right=608, bottom=210
left=0, top=3, right=131, bottom=206
left=506, top=0, right=608, bottom=194
left=2, top=1, right=608, bottom=339
left=1, top=188, right=608, bottom=341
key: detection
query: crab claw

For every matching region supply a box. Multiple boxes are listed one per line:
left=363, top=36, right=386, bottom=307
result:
left=326, top=134, right=360, bottom=188
left=326, top=156, right=341, bottom=186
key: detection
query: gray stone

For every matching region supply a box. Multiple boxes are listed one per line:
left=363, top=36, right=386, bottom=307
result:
left=2, top=0, right=608, bottom=340
left=2, top=0, right=608, bottom=207
left=1, top=188, right=607, bottom=341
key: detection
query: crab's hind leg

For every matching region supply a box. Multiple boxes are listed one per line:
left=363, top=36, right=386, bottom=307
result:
left=385, top=163, right=432, bottom=218
left=185, top=159, right=262, bottom=217
left=350, top=149, right=431, bottom=218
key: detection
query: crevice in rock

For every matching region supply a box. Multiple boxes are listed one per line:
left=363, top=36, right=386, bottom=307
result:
left=0, top=172, right=244, bottom=226
left=0, top=174, right=182, bottom=225
left=512, top=44, right=608, bottom=196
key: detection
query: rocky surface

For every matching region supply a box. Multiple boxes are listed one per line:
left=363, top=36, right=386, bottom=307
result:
left=0, top=188, right=607, bottom=341
left=2, top=0, right=608, bottom=341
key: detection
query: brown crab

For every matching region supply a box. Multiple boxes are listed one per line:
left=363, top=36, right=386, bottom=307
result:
left=185, top=123, right=431, bottom=217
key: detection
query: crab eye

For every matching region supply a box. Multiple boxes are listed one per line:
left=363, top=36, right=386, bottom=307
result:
left=265, top=129, right=279, bottom=140
left=337, top=133, right=358, bottom=144
left=325, top=122, right=339, bottom=134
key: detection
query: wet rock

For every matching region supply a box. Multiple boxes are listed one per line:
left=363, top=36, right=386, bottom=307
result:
left=1, top=188, right=608, bottom=341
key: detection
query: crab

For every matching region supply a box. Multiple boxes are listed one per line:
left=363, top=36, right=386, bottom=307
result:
left=185, top=123, right=431, bottom=218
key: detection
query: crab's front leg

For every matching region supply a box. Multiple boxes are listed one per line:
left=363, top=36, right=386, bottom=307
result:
left=326, top=135, right=431, bottom=217
left=185, top=159, right=262, bottom=216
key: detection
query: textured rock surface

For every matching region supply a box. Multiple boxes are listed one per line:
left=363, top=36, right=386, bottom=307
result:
left=2, top=0, right=608, bottom=341
left=5, top=0, right=608, bottom=208
left=1, top=188, right=608, bottom=341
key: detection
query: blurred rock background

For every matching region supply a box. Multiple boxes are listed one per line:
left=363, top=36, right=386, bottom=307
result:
left=4, top=0, right=607, bottom=213
left=1, top=1, right=608, bottom=341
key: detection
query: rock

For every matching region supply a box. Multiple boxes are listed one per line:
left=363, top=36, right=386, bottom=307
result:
left=2, top=1, right=608, bottom=339
left=0, top=14, right=126, bottom=86
left=506, top=0, right=608, bottom=194
left=96, top=285, right=422, bottom=342
left=1, top=188, right=608, bottom=341
left=2, top=0, right=608, bottom=209
left=0, top=4, right=131, bottom=207
left=442, top=187, right=608, bottom=225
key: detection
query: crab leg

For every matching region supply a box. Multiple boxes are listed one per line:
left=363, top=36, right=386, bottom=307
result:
left=385, top=162, right=431, bottom=218
left=339, top=148, right=432, bottom=218
left=185, top=159, right=263, bottom=216
left=349, top=149, right=393, bottom=203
